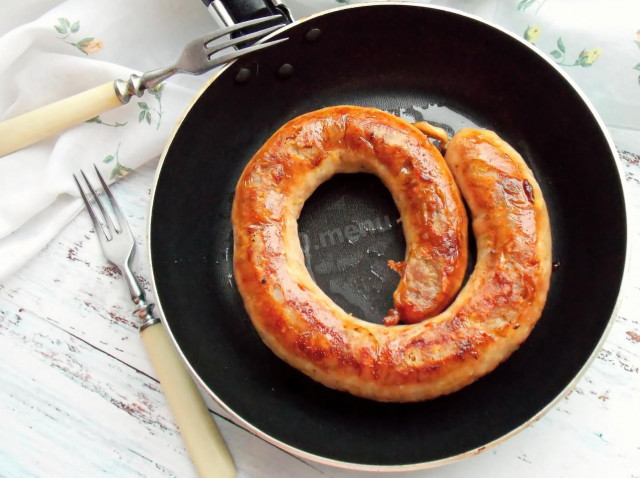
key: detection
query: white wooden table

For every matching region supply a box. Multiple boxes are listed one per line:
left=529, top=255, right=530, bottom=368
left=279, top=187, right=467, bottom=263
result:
left=1, top=147, right=639, bottom=477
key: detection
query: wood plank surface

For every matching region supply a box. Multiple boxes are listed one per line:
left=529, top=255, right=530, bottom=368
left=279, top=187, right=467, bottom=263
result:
left=1, top=151, right=639, bottom=477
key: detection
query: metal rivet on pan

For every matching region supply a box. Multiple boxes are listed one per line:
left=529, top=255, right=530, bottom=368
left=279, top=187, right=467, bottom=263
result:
left=235, top=67, right=252, bottom=84
left=277, top=63, right=294, bottom=80
left=305, top=28, right=322, bottom=43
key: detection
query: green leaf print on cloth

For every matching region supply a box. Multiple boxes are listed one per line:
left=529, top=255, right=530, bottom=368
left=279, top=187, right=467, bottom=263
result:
left=85, top=116, right=127, bottom=128
left=137, top=84, right=165, bottom=130
left=518, top=0, right=548, bottom=14
left=54, top=17, right=103, bottom=55
left=102, top=144, right=132, bottom=180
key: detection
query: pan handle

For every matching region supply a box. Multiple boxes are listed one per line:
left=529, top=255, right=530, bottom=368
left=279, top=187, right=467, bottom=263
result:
left=202, top=0, right=293, bottom=29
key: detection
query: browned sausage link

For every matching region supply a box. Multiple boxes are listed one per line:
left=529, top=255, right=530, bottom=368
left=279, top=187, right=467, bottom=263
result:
left=232, top=107, right=551, bottom=402
left=234, top=106, right=468, bottom=324
left=412, top=121, right=450, bottom=154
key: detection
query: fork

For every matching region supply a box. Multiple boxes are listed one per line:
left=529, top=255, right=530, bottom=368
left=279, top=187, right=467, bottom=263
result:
left=74, top=166, right=236, bottom=478
left=0, top=15, right=287, bottom=157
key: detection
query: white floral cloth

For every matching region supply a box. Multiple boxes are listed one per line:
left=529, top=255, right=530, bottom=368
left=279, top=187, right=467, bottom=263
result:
left=1, top=0, right=639, bottom=280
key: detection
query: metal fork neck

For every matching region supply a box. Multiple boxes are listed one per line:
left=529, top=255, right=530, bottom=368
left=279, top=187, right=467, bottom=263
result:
left=123, top=266, right=161, bottom=331
left=114, top=67, right=177, bottom=104
left=135, top=298, right=161, bottom=332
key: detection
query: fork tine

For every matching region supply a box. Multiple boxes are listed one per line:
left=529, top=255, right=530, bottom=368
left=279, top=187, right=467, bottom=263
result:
left=208, top=37, right=288, bottom=68
left=93, top=164, right=130, bottom=236
left=205, top=24, right=283, bottom=55
left=202, top=14, right=284, bottom=44
left=73, top=173, right=108, bottom=240
left=80, top=169, right=118, bottom=236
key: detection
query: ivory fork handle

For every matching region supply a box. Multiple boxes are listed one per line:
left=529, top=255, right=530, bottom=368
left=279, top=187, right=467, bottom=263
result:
left=0, top=82, right=122, bottom=157
left=141, top=322, right=236, bottom=478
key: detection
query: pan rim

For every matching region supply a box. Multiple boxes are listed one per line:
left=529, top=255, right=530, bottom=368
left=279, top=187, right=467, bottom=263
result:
left=146, top=1, right=631, bottom=471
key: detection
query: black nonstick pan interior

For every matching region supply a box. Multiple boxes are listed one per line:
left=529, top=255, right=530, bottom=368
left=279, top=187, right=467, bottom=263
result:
left=149, top=4, right=627, bottom=468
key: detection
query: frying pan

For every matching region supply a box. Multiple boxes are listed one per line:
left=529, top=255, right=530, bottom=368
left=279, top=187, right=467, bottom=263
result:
left=148, top=2, right=628, bottom=470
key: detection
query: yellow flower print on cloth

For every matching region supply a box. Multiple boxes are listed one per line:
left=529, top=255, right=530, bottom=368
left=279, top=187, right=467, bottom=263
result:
left=524, top=25, right=542, bottom=44
left=81, top=40, right=103, bottom=55
left=550, top=37, right=601, bottom=67
left=54, top=18, right=103, bottom=55
left=578, top=48, right=602, bottom=66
